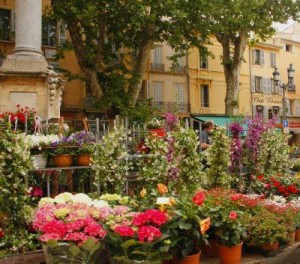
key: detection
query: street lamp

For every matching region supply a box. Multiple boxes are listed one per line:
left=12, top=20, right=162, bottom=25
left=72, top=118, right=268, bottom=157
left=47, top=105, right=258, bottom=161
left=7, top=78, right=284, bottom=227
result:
left=272, top=63, right=295, bottom=121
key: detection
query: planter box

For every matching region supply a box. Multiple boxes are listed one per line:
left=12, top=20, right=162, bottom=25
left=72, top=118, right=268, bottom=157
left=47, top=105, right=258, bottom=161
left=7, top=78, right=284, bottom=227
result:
left=0, top=250, right=45, bottom=264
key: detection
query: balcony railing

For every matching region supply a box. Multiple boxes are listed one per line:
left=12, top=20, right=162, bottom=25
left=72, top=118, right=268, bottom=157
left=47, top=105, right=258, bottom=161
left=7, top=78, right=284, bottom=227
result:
left=151, top=102, right=190, bottom=114
left=150, top=63, right=165, bottom=72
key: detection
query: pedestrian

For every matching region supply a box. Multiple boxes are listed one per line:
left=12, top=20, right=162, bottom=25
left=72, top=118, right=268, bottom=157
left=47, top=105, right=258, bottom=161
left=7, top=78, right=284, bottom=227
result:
left=201, top=120, right=215, bottom=151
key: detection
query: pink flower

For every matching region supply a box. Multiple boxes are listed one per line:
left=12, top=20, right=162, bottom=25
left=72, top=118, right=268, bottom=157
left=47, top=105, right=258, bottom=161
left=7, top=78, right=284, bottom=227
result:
left=64, top=232, right=88, bottom=242
left=229, top=211, right=238, bottom=220
left=30, top=186, right=43, bottom=197
left=66, top=219, right=86, bottom=232
left=39, top=233, right=61, bottom=242
left=137, top=225, right=162, bottom=242
left=114, top=205, right=130, bottom=215
left=40, top=220, right=67, bottom=237
left=114, top=225, right=135, bottom=237
left=84, top=219, right=107, bottom=238
left=192, top=191, right=206, bottom=206
left=145, top=209, right=167, bottom=226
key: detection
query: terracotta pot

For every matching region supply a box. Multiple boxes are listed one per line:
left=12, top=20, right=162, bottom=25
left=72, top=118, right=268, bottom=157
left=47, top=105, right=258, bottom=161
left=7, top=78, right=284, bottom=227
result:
left=287, top=231, right=296, bottom=246
left=295, top=229, right=300, bottom=241
left=201, top=239, right=219, bottom=258
left=260, top=242, right=279, bottom=252
left=148, top=127, right=166, bottom=137
left=77, top=154, right=92, bottom=166
left=218, top=242, right=243, bottom=264
left=174, top=250, right=201, bottom=264
left=54, top=154, right=73, bottom=167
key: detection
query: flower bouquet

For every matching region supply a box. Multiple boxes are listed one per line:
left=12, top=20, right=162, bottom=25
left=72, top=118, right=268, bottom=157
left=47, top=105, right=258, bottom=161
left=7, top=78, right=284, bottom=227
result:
left=32, top=192, right=109, bottom=264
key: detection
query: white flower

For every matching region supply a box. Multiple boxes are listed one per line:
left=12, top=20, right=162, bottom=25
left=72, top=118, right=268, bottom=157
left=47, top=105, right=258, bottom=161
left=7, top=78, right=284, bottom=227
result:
left=91, top=199, right=109, bottom=208
left=71, top=193, right=92, bottom=205
left=54, top=192, right=73, bottom=204
left=38, top=197, right=55, bottom=206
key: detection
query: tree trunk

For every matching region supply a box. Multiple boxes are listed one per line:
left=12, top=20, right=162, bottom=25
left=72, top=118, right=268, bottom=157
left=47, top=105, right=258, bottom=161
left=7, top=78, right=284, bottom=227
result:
left=217, top=32, right=248, bottom=115
left=128, top=35, right=154, bottom=107
left=67, top=21, right=104, bottom=98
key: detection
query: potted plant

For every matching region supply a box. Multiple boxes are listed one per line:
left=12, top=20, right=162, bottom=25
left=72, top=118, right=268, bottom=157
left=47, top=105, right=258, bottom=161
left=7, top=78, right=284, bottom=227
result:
left=244, top=208, right=288, bottom=252
left=165, top=190, right=210, bottom=263
left=76, top=144, right=95, bottom=166
left=200, top=188, right=247, bottom=264
left=27, top=134, right=60, bottom=169
left=146, top=117, right=165, bottom=137
left=50, top=144, right=77, bottom=167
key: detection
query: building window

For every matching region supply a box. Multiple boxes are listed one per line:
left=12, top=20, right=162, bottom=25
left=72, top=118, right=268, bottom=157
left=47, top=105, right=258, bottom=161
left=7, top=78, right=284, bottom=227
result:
left=152, top=82, right=163, bottom=103
left=270, top=78, right=278, bottom=94
left=268, top=108, right=273, bottom=120
left=199, top=47, right=208, bottom=69
left=286, top=44, right=292, bottom=52
left=201, top=84, right=209, bottom=108
left=256, top=105, right=264, bottom=116
left=255, top=76, right=263, bottom=92
left=0, top=8, right=11, bottom=41
left=253, top=49, right=264, bottom=65
left=273, top=106, right=280, bottom=117
left=42, top=17, right=57, bottom=46
left=270, top=52, right=276, bottom=68
left=174, top=83, right=185, bottom=112
left=151, top=46, right=164, bottom=71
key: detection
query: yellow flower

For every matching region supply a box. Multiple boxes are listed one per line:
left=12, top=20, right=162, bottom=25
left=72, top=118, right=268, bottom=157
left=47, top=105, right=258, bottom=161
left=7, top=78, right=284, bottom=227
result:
left=157, top=183, right=168, bottom=195
left=140, top=188, right=147, bottom=198
left=200, top=217, right=211, bottom=234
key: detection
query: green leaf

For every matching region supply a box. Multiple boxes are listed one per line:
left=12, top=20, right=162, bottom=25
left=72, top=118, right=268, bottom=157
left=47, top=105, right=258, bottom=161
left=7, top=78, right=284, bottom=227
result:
left=121, top=239, right=138, bottom=250
left=178, top=221, right=192, bottom=230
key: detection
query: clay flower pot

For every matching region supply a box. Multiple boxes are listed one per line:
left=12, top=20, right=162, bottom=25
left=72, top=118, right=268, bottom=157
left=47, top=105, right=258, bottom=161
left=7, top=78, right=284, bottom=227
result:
left=218, top=242, right=243, bottom=264
left=54, top=154, right=73, bottom=167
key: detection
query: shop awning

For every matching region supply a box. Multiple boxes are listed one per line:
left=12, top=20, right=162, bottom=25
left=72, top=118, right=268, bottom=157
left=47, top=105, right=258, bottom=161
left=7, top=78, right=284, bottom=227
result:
left=192, top=115, right=232, bottom=127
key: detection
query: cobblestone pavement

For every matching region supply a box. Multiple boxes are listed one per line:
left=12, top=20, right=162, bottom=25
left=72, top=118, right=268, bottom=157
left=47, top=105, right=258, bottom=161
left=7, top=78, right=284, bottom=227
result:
left=201, top=242, right=300, bottom=264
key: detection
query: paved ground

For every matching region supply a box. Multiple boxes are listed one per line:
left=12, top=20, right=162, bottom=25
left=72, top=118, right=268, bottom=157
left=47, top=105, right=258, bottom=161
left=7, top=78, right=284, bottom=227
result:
left=201, top=242, right=300, bottom=264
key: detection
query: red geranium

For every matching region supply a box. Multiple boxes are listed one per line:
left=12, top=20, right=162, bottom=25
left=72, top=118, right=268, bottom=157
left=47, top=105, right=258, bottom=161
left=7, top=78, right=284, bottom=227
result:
left=192, top=191, right=206, bottom=206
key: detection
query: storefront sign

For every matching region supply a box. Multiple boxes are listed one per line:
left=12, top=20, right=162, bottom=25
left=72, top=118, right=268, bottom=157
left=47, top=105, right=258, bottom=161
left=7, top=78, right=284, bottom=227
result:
left=252, top=95, right=282, bottom=105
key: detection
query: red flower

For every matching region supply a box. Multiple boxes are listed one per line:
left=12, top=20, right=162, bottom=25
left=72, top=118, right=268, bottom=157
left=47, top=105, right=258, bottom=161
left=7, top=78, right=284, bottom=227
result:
left=114, top=225, right=135, bottom=237
left=257, top=174, right=264, bottom=181
left=230, top=193, right=242, bottom=201
left=229, top=211, right=238, bottom=220
left=0, top=228, right=4, bottom=238
left=137, top=225, right=162, bottom=242
left=31, top=186, right=43, bottom=197
left=192, top=191, right=206, bottom=206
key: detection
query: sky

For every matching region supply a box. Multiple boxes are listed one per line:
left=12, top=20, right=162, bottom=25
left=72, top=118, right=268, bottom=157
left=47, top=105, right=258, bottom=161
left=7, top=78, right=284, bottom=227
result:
left=273, top=19, right=295, bottom=31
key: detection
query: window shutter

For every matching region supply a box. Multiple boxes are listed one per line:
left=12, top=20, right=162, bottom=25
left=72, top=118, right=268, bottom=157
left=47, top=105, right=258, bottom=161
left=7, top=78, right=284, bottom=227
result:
left=153, top=46, right=162, bottom=64
left=263, top=78, right=268, bottom=93
left=252, top=50, right=256, bottom=65
left=266, top=78, right=271, bottom=94
left=251, top=76, right=255, bottom=92
left=175, top=84, right=184, bottom=103
left=270, top=52, right=276, bottom=67
left=252, top=104, right=256, bottom=117
left=153, top=82, right=163, bottom=102
left=295, top=100, right=300, bottom=116
left=260, top=51, right=265, bottom=65
left=146, top=80, right=151, bottom=99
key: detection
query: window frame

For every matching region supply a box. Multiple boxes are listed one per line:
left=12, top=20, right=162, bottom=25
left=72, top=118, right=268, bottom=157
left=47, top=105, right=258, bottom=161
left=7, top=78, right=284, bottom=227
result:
left=200, top=84, right=210, bottom=108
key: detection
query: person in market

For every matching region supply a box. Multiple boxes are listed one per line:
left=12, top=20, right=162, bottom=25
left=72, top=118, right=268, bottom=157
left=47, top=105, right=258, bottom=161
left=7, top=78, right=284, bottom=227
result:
left=201, top=120, right=215, bottom=151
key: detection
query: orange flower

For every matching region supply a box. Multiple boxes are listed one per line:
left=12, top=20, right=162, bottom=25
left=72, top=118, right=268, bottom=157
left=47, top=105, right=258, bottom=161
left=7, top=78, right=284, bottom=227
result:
left=200, top=218, right=210, bottom=234
left=157, top=183, right=168, bottom=195
left=140, top=188, right=147, bottom=198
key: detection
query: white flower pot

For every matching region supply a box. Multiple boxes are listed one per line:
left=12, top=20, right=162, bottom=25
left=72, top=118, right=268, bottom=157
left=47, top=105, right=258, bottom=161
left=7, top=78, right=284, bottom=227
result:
left=33, top=154, right=48, bottom=169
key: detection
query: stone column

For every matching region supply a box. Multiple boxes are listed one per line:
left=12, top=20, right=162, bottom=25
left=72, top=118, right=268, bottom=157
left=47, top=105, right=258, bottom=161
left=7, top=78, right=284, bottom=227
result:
left=13, top=0, right=44, bottom=58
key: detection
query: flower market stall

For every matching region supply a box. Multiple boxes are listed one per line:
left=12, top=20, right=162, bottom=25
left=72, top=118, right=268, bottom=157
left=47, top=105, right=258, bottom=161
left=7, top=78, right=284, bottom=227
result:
left=0, top=108, right=300, bottom=264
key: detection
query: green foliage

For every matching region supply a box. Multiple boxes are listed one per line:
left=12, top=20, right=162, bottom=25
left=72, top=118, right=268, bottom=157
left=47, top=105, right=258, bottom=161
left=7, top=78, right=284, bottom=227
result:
left=43, top=238, right=103, bottom=264
left=256, top=129, right=292, bottom=175
left=0, top=127, right=37, bottom=252
left=204, top=127, right=231, bottom=188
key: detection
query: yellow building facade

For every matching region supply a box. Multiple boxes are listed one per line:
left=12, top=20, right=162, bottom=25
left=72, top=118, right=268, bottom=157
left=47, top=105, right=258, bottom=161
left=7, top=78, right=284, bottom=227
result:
left=1, top=1, right=300, bottom=129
